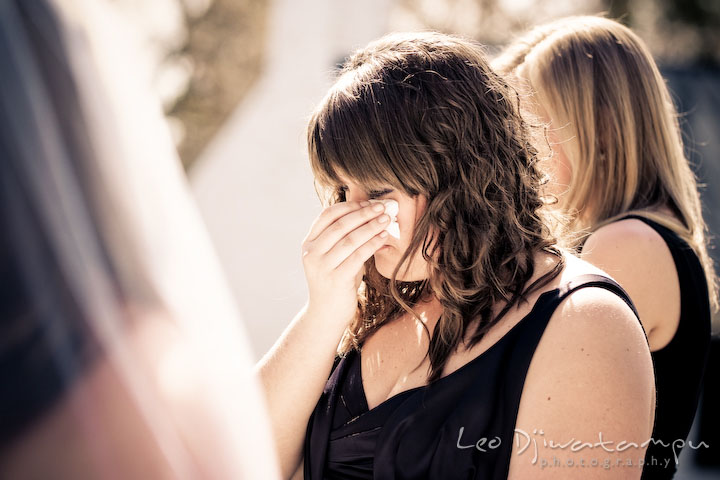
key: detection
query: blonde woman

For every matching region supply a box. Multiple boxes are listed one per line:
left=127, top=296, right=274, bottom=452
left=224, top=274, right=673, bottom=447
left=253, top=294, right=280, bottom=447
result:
left=495, top=16, right=718, bottom=479
left=259, top=31, right=655, bottom=479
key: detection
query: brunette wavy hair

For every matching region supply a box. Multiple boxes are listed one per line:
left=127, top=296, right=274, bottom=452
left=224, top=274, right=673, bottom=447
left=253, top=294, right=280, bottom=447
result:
left=307, top=32, right=564, bottom=382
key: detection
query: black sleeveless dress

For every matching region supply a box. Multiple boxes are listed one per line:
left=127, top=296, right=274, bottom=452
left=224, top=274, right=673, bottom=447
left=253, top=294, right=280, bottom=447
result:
left=609, top=216, right=711, bottom=480
left=303, top=274, right=641, bottom=479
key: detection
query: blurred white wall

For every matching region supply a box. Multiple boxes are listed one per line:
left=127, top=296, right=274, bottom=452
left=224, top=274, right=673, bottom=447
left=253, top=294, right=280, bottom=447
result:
left=190, top=0, right=391, bottom=360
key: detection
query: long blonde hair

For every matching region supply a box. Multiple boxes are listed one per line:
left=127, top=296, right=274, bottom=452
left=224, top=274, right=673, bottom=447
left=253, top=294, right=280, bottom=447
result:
left=495, top=16, right=718, bottom=311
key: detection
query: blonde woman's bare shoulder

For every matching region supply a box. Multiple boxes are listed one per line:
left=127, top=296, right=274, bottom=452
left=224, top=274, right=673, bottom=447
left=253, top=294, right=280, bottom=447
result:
left=583, top=217, right=673, bottom=260
left=580, top=218, right=680, bottom=350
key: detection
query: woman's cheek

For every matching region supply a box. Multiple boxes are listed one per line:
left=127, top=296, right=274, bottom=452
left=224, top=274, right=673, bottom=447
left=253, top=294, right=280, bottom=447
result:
left=397, top=210, right=415, bottom=246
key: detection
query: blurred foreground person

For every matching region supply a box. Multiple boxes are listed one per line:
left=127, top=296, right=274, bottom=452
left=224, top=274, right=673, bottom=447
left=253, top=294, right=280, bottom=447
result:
left=495, top=16, right=717, bottom=479
left=0, top=0, right=280, bottom=478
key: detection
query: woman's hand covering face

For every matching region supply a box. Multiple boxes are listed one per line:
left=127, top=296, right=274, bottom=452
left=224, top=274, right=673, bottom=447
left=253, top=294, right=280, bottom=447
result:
left=301, top=201, right=392, bottom=325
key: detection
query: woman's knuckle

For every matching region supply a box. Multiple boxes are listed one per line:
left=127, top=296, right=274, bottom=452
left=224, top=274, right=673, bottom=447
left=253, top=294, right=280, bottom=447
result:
left=341, top=235, right=354, bottom=248
left=332, top=219, right=346, bottom=232
left=320, top=207, right=335, bottom=222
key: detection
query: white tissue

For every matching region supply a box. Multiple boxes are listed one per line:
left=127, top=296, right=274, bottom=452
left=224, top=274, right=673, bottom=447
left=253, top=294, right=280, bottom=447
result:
left=385, top=221, right=400, bottom=239
left=368, top=199, right=400, bottom=239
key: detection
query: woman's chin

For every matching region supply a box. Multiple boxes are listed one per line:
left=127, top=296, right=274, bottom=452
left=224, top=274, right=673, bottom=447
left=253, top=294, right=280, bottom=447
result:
left=373, top=260, right=394, bottom=280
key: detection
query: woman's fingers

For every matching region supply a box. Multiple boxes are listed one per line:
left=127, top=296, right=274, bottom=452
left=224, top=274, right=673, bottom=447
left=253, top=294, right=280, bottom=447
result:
left=312, top=205, right=389, bottom=255
left=305, top=201, right=365, bottom=242
left=335, top=230, right=388, bottom=277
left=324, top=214, right=390, bottom=269
left=305, top=202, right=387, bottom=254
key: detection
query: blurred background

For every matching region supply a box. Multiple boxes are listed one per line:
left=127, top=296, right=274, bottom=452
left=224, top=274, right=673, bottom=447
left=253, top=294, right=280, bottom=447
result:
left=110, top=0, right=719, bottom=476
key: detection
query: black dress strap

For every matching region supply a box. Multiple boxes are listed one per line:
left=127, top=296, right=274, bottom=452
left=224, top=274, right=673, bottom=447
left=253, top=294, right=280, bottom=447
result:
left=556, top=273, right=640, bottom=320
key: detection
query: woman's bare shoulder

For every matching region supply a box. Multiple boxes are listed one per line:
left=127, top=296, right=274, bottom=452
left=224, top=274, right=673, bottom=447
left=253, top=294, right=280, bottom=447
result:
left=581, top=218, right=676, bottom=284
left=509, top=253, right=655, bottom=478
left=580, top=218, right=680, bottom=348
left=556, top=249, right=609, bottom=279
left=537, top=258, right=650, bottom=364
left=583, top=218, right=673, bottom=264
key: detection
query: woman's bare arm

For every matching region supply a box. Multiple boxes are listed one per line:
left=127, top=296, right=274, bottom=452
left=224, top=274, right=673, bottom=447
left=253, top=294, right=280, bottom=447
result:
left=255, top=306, right=347, bottom=478
left=289, top=459, right=304, bottom=480
left=256, top=201, right=390, bottom=478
